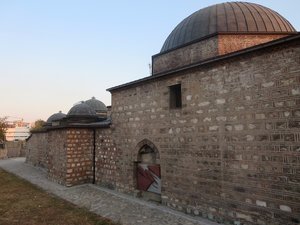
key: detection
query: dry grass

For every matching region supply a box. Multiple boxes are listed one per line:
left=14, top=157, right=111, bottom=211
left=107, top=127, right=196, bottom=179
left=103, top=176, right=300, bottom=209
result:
left=0, top=169, right=119, bottom=225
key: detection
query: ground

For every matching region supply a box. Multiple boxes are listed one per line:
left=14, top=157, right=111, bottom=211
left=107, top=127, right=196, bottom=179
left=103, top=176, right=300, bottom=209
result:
left=0, top=158, right=218, bottom=225
left=0, top=169, right=118, bottom=225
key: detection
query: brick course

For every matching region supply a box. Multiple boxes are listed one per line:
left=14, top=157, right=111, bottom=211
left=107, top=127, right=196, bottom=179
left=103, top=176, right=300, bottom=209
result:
left=218, top=34, right=289, bottom=55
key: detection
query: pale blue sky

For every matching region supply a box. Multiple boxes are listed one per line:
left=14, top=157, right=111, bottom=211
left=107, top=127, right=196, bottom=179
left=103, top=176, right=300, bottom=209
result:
left=1, top=0, right=299, bottom=122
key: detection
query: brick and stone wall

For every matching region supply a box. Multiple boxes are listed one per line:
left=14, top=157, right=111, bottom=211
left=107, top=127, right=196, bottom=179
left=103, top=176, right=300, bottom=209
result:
left=46, top=128, right=94, bottom=186
left=110, top=39, right=300, bottom=225
left=218, top=34, right=289, bottom=55
left=24, top=35, right=299, bottom=225
left=47, top=129, right=67, bottom=184
left=65, top=129, right=93, bottom=186
left=27, top=128, right=94, bottom=186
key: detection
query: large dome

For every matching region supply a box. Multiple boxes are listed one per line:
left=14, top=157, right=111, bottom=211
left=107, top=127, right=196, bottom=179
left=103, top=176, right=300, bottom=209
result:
left=161, top=2, right=296, bottom=52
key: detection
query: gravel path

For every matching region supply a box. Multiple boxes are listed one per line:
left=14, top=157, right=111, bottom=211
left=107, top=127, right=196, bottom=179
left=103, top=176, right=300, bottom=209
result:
left=0, top=158, right=221, bottom=225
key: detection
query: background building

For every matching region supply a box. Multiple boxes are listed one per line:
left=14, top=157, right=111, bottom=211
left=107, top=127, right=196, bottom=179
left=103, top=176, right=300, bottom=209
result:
left=5, top=119, right=30, bottom=141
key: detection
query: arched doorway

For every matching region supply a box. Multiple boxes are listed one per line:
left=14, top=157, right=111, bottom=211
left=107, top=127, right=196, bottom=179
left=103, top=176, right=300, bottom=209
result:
left=135, top=139, right=161, bottom=202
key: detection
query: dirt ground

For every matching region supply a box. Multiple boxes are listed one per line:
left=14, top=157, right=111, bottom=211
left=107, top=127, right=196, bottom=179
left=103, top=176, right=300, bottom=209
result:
left=0, top=168, right=119, bottom=225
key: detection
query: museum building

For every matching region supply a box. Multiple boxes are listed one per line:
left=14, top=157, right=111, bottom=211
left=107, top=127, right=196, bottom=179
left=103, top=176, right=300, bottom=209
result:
left=26, top=2, right=300, bottom=224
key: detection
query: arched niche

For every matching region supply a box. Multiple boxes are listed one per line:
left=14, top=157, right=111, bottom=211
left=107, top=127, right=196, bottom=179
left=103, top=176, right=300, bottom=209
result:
left=135, top=139, right=161, bottom=202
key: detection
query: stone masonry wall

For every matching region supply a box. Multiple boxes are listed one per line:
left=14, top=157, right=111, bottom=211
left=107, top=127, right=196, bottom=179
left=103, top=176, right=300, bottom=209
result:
left=65, top=128, right=93, bottom=186
left=218, top=34, right=289, bottom=55
left=152, top=36, right=218, bottom=74
left=110, top=39, right=300, bottom=225
left=26, top=132, right=48, bottom=169
left=95, top=128, right=120, bottom=189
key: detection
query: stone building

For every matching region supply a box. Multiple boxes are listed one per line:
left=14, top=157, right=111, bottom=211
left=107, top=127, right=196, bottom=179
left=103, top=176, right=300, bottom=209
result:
left=26, top=2, right=300, bottom=225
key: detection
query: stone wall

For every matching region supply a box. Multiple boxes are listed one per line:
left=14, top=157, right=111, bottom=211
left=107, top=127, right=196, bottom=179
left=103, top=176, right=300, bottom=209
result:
left=110, top=39, right=300, bottom=225
left=95, top=128, right=119, bottom=189
left=26, top=133, right=48, bottom=168
left=152, top=35, right=218, bottom=74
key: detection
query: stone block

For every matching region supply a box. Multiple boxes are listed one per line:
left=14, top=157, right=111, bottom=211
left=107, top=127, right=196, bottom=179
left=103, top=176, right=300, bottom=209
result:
left=256, top=200, right=267, bottom=207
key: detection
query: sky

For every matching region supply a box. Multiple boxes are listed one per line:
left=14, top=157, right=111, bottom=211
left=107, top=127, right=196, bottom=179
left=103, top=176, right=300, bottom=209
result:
left=0, top=0, right=299, bottom=123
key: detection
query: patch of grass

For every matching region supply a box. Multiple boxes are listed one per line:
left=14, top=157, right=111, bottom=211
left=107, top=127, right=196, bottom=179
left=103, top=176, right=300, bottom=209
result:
left=0, top=169, right=120, bottom=225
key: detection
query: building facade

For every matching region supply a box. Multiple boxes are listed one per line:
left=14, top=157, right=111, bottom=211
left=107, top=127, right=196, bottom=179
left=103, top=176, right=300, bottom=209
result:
left=5, top=119, right=31, bottom=141
left=26, top=2, right=300, bottom=225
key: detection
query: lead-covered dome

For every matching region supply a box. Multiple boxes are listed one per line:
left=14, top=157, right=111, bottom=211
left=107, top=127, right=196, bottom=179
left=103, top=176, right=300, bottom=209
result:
left=161, top=2, right=296, bottom=52
left=85, top=97, right=107, bottom=113
left=67, top=102, right=96, bottom=117
left=47, top=111, right=66, bottom=123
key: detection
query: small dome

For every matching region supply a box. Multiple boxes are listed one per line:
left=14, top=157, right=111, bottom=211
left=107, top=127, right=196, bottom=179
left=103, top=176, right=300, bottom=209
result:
left=47, top=111, right=66, bottom=123
left=85, top=97, right=107, bottom=113
left=67, top=102, right=96, bottom=117
left=161, top=2, right=296, bottom=52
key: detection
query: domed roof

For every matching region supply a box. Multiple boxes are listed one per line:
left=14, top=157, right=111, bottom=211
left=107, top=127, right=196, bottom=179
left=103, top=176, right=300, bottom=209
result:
left=67, top=102, right=97, bottom=117
left=85, top=97, right=107, bottom=112
left=47, top=111, right=66, bottom=123
left=161, top=2, right=296, bottom=52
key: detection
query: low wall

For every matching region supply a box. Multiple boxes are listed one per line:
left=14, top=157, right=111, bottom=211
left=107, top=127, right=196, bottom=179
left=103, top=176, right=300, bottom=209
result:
left=0, top=141, right=26, bottom=159
left=26, top=128, right=94, bottom=186
left=6, top=141, right=26, bottom=158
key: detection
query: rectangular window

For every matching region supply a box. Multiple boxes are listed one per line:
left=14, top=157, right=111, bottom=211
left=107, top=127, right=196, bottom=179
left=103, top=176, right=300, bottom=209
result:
left=169, top=84, right=182, bottom=109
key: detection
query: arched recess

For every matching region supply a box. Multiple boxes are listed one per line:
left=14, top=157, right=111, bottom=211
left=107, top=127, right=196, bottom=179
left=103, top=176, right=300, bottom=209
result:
left=136, top=139, right=160, bottom=163
left=135, top=139, right=161, bottom=202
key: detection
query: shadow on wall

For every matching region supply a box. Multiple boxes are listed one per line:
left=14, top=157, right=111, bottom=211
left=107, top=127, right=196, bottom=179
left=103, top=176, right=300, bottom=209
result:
left=0, top=141, right=26, bottom=159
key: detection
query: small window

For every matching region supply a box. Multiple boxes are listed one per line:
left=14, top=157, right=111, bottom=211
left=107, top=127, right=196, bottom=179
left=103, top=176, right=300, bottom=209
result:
left=169, top=84, right=182, bottom=109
